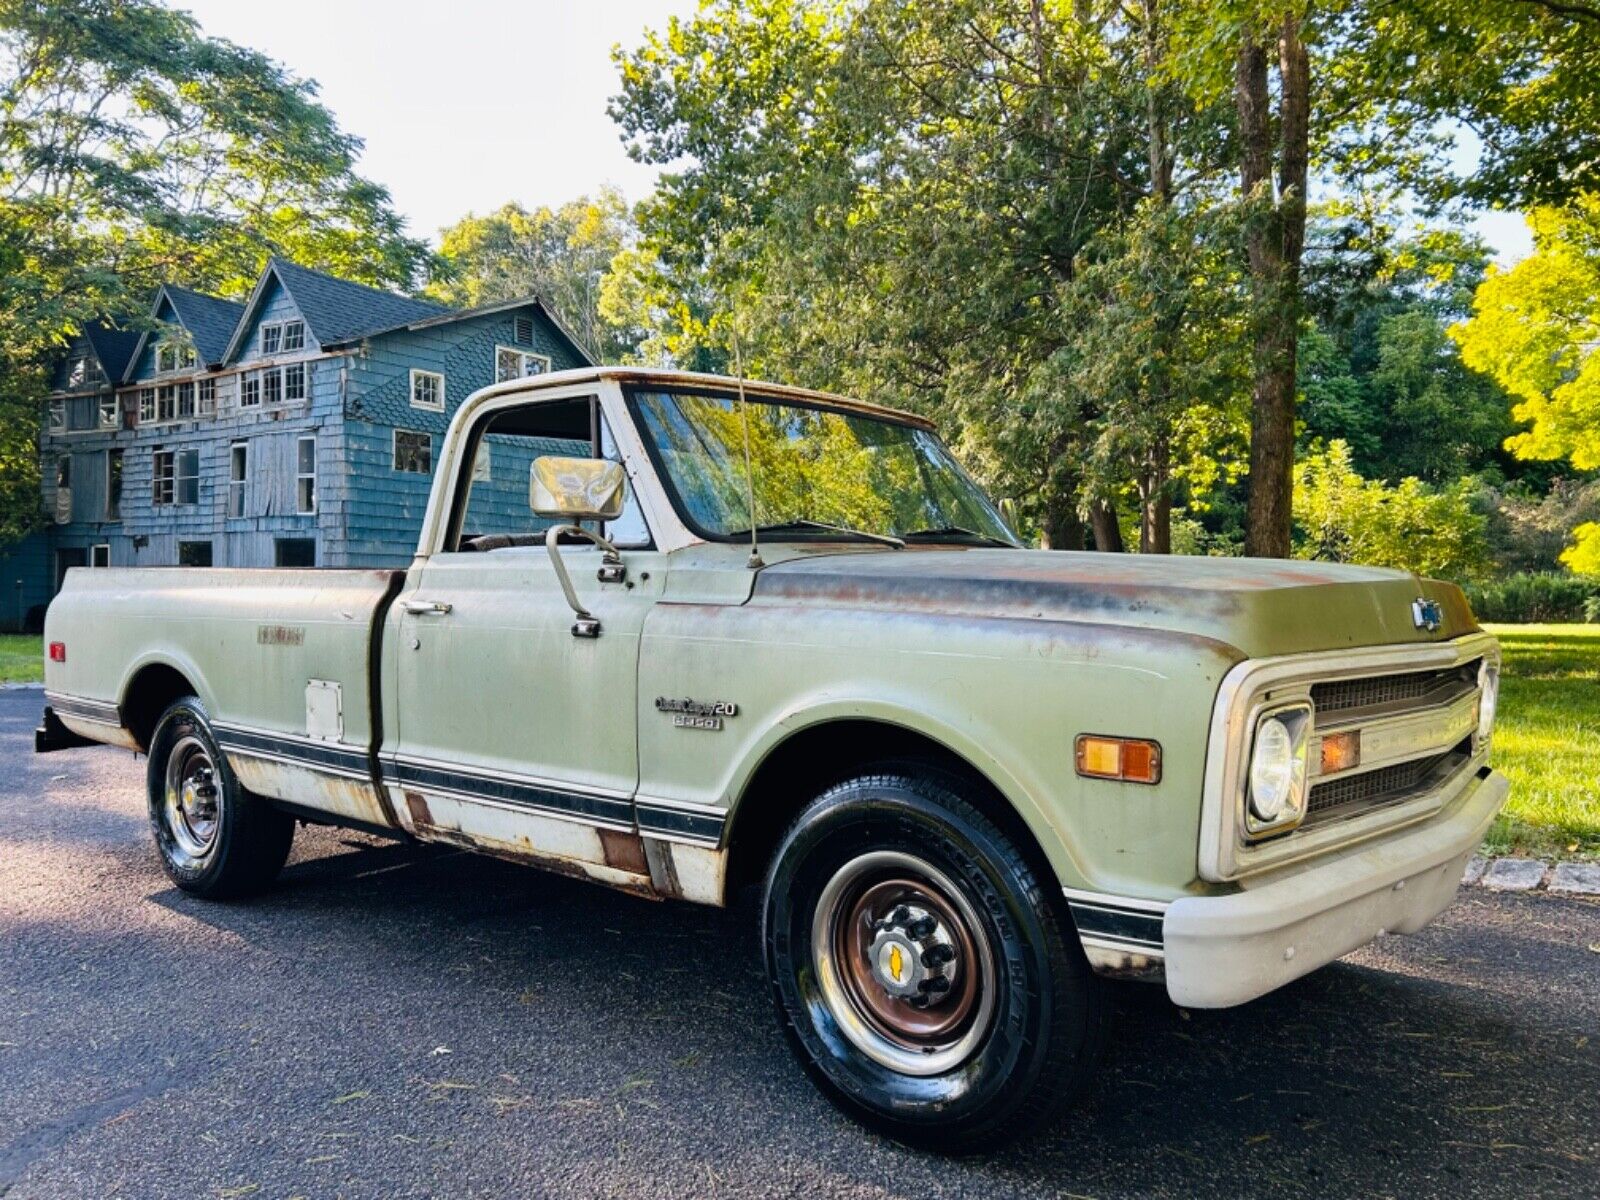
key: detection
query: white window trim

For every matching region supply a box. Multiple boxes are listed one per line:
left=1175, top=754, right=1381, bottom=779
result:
left=392, top=428, right=433, bottom=474
left=91, top=543, right=110, bottom=567
left=174, top=447, right=200, bottom=507
left=98, top=392, right=119, bottom=429
left=48, top=397, right=66, bottom=433
left=410, top=368, right=445, bottom=412
left=228, top=440, right=249, bottom=520
left=296, top=435, right=317, bottom=515
left=495, top=345, right=552, bottom=383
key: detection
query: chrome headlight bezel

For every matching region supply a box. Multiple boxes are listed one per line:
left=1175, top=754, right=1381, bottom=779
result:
left=1476, top=659, right=1500, bottom=748
left=1244, top=702, right=1313, bottom=837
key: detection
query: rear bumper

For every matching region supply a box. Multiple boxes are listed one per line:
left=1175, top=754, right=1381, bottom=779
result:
left=1162, top=767, right=1509, bottom=1009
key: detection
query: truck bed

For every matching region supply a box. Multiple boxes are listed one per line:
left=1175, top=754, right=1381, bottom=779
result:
left=43, top=566, right=405, bottom=829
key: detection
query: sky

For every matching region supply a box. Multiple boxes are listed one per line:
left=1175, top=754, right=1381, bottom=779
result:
left=181, top=0, right=1532, bottom=263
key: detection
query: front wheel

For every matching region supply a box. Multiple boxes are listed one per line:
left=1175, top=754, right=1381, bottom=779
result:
left=146, top=697, right=294, bottom=898
left=762, top=768, right=1108, bottom=1151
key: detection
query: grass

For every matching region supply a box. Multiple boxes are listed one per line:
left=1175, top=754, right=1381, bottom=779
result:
left=2, top=624, right=1592, bottom=856
left=1481, top=624, right=1600, bottom=860
left=0, top=634, right=42, bottom=684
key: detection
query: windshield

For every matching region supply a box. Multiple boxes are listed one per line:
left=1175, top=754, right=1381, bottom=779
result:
left=629, top=387, right=1019, bottom=545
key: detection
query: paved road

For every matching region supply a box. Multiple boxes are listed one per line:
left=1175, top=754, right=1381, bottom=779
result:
left=1, top=686, right=1596, bottom=1199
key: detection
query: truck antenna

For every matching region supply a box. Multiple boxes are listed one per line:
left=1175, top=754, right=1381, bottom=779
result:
left=730, top=315, right=764, bottom=570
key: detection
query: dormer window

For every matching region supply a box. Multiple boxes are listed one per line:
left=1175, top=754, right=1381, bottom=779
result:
left=260, top=319, right=306, bottom=356
left=66, top=352, right=105, bottom=391
left=156, top=341, right=197, bottom=374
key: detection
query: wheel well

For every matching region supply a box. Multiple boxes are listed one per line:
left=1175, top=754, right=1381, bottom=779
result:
left=721, top=719, right=1060, bottom=902
left=121, top=664, right=197, bottom=750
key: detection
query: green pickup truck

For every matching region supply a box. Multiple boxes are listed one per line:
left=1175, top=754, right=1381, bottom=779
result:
left=39, top=367, right=1507, bottom=1149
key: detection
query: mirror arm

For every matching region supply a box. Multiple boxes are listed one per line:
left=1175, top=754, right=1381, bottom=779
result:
left=544, top=524, right=622, bottom=638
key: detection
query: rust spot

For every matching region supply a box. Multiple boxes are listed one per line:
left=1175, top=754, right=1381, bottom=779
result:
left=598, top=828, right=650, bottom=875
left=404, top=790, right=433, bottom=827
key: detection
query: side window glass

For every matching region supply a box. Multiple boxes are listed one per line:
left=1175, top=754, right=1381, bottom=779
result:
left=599, top=415, right=650, bottom=549
left=452, top=397, right=652, bottom=552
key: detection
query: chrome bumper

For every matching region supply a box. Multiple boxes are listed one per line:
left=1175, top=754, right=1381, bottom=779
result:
left=1162, top=767, right=1509, bottom=1009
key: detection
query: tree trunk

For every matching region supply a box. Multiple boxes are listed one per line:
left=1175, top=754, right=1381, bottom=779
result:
left=1139, top=437, right=1172, bottom=554
left=1041, top=490, right=1086, bottom=551
left=1236, top=18, right=1309, bottom=560
left=1089, top=497, right=1125, bottom=553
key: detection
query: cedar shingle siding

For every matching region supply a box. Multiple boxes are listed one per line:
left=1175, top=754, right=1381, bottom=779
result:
left=29, top=260, right=593, bottom=597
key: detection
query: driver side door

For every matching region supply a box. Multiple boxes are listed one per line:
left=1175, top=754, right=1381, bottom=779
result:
left=386, top=392, right=665, bottom=884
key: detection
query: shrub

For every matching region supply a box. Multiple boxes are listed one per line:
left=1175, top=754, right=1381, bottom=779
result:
left=1292, top=441, right=1489, bottom=581
left=1463, top=572, right=1600, bottom=623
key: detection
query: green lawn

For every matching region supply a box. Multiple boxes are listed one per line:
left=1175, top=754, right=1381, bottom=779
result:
left=0, top=634, right=42, bottom=684
left=1482, top=624, right=1600, bottom=860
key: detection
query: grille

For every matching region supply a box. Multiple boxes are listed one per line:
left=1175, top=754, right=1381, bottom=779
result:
left=1310, top=659, right=1480, bottom=717
left=1306, top=744, right=1469, bottom=822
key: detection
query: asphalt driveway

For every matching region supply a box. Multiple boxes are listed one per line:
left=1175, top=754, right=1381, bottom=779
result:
left=1, top=685, right=1596, bottom=1199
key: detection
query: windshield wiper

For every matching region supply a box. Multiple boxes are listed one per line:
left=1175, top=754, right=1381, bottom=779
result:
left=901, top=525, right=1017, bottom=548
left=732, top=519, right=905, bottom=548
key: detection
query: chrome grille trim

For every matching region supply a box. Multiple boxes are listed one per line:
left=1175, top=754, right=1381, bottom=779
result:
left=1305, top=743, right=1472, bottom=825
left=1199, top=632, right=1499, bottom=882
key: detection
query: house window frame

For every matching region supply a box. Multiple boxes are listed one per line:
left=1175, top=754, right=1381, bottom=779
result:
left=283, top=361, right=306, bottom=403
left=90, top=543, right=110, bottom=568
left=175, top=447, right=199, bottom=506
left=98, top=392, right=119, bottom=429
left=239, top=372, right=261, bottom=409
left=178, top=539, right=213, bottom=567
left=105, top=448, right=123, bottom=522
left=152, top=450, right=175, bottom=506
left=513, top=315, right=535, bottom=346
left=296, top=435, right=316, bottom=514
left=156, top=340, right=196, bottom=375
left=260, top=323, right=282, bottom=356
left=281, top=320, right=306, bottom=352
left=48, top=397, right=66, bottom=433
left=197, top=377, right=216, bottom=416
left=410, top=368, right=445, bottom=412
left=495, top=345, right=551, bottom=384
left=393, top=428, right=433, bottom=474
left=137, top=388, right=155, bottom=423
left=67, top=352, right=105, bottom=391
left=228, top=440, right=249, bottom=519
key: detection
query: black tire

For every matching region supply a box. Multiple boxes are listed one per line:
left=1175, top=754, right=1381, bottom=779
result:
left=146, top=696, right=294, bottom=899
left=762, top=767, right=1108, bottom=1151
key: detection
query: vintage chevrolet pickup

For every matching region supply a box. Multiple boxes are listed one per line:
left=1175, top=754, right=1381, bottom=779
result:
left=39, top=366, right=1507, bottom=1148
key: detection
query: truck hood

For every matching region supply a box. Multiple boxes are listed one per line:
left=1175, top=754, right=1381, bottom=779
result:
left=750, top=548, right=1477, bottom=658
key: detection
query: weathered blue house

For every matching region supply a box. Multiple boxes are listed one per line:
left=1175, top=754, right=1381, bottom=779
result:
left=11, top=259, right=593, bottom=620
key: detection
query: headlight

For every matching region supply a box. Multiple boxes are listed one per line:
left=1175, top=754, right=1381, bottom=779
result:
left=1477, top=661, right=1500, bottom=746
left=1246, top=704, right=1311, bottom=834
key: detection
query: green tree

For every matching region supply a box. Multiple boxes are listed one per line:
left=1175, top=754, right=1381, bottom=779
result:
left=432, top=188, right=637, bottom=362
left=1293, top=439, right=1488, bottom=579
left=1452, top=196, right=1600, bottom=575
left=0, top=0, right=431, bottom=539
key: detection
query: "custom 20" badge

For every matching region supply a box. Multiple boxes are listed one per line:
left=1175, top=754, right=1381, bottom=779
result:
left=655, top=696, right=739, bottom=731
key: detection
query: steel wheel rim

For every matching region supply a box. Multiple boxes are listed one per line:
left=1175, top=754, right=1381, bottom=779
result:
left=811, top=850, right=997, bottom=1076
left=163, top=734, right=220, bottom=867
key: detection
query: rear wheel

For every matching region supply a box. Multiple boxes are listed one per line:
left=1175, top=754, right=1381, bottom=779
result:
left=146, top=697, right=294, bottom=898
left=762, top=768, right=1108, bottom=1151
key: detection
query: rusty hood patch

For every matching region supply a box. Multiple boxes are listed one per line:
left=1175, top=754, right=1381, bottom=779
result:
left=751, top=549, right=1477, bottom=658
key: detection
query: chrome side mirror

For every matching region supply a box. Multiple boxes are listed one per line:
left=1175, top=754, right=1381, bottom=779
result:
left=530, top=457, right=629, bottom=638
left=530, top=456, right=626, bottom=521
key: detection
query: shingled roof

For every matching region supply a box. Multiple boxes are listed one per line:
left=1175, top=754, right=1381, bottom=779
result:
left=163, top=286, right=246, bottom=365
left=81, top=319, right=143, bottom=383
left=220, top=258, right=449, bottom=361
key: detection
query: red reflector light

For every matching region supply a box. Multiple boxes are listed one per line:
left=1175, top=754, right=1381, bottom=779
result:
left=48, top=641, right=66, bottom=663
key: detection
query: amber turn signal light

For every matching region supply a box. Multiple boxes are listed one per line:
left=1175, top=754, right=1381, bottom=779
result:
left=1075, top=735, right=1162, bottom=784
left=1319, top=730, right=1360, bottom=775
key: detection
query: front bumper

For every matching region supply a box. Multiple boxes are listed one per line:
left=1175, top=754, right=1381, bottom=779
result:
left=1162, top=766, right=1509, bottom=1009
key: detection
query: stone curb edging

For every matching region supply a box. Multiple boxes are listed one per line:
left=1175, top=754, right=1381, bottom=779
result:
left=1463, top=856, right=1600, bottom=895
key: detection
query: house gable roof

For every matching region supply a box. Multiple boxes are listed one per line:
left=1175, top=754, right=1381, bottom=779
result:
left=222, top=258, right=449, bottom=363
left=119, top=284, right=246, bottom=381
left=80, top=319, right=142, bottom=383
left=320, top=293, right=599, bottom=366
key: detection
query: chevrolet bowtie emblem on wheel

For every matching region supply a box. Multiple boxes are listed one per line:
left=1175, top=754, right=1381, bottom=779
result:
left=1412, top=598, right=1443, bottom=632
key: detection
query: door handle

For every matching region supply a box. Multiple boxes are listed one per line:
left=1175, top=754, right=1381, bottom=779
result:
left=402, top=599, right=453, bottom=616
